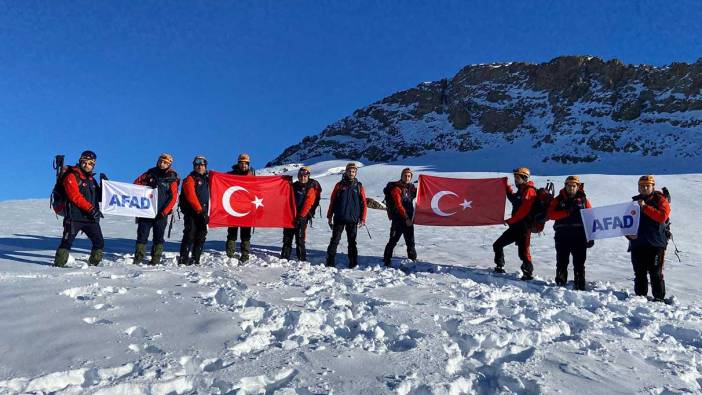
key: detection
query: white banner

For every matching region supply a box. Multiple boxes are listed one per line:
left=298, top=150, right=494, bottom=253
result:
left=101, top=180, right=158, bottom=218
left=580, top=201, right=640, bottom=242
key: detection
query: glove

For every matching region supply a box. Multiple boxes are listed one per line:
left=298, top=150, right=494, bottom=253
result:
left=405, top=218, right=413, bottom=227
left=328, top=219, right=333, bottom=230
left=89, top=207, right=103, bottom=221
left=199, top=212, right=209, bottom=225
left=99, top=173, right=109, bottom=181
left=155, top=212, right=165, bottom=220
left=586, top=240, right=595, bottom=248
left=295, top=216, right=306, bottom=227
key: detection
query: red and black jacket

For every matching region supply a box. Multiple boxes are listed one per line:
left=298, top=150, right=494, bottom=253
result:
left=506, top=181, right=536, bottom=226
left=388, top=181, right=416, bottom=221
left=293, top=181, right=317, bottom=219
left=63, top=165, right=100, bottom=222
left=134, top=167, right=179, bottom=216
left=180, top=171, right=209, bottom=215
left=327, top=178, right=367, bottom=224
left=547, top=188, right=592, bottom=234
left=631, top=192, right=671, bottom=249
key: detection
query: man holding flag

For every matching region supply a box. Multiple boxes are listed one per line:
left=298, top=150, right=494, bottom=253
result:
left=627, top=175, right=671, bottom=302
left=493, top=167, right=537, bottom=280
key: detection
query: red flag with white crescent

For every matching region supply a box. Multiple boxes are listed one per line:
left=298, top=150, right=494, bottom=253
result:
left=209, top=171, right=296, bottom=228
left=413, top=175, right=507, bottom=226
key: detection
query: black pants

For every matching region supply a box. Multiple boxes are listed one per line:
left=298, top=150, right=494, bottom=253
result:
left=326, top=221, right=358, bottom=267
left=227, top=227, right=252, bottom=242
left=180, top=214, right=208, bottom=263
left=136, top=217, right=168, bottom=245
left=282, top=218, right=308, bottom=260
left=59, top=219, right=104, bottom=250
left=631, top=245, right=666, bottom=299
left=555, top=234, right=587, bottom=287
left=383, top=218, right=416, bottom=264
left=493, top=222, right=533, bottom=275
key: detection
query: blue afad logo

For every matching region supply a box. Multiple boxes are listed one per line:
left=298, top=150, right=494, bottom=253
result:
left=592, top=215, right=633, bottom=233
left=109, top=194, right=152, bottom=209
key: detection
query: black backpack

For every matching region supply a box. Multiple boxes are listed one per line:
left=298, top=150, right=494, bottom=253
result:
left=306, top=178, right=323, bottom=218
left=382, top=181, right=398, bottom=218
left=529, top=181, right=555, bottom=233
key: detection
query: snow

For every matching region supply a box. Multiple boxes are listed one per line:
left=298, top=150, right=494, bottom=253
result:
left=0, top=160, right=701, bottom=394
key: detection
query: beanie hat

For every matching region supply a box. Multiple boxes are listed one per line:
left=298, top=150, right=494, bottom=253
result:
left=639, top=175, right=655, bottom=185
left=345, top=162, right=358, bottom=171
left=238, top=153, right=250, bottom=163
left=298, top=166, right=311, bottom=176
left=401, top=167, right=413, bottom=176
left=564, top=175, right=581, bottom=185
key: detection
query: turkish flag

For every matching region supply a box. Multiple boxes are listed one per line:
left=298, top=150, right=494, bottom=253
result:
left=209, top=171, right=296, bottom=228
left=413, top=175, right=507, bottom=226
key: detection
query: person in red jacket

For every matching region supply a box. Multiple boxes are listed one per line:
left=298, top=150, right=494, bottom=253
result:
left=547, top=176, right=593, bottom=290
left=281, top=166, right=318, bottom=261
left=382, top=168, right=417, bottom=267
left=627, top=175, right=671, bottom=301
left=133, top=153, right=179, bottom=265
left=178, top=156, right=210, bottom=265
left=53, top=150, right=105, bottom=267
left=325, top=162, right=367, bottom=268
left=493, top=167, right=537, bottom=280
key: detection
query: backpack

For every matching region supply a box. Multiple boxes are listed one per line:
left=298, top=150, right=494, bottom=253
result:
left=529, top=181, right=555, bottom=233
left=382, top=182, right=397, bottom=216
left=306, top=178, right=323, bottom=218
left=50, top=166, right=72, bottom=217
left=660, top=187, right=672, bottom=240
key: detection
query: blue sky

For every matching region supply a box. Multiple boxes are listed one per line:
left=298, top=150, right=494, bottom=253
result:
left=1, top=0, right=701, bottom=200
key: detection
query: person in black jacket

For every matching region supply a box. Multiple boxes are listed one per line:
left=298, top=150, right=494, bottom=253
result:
left=53, top=150, right=105, bottom=267
left=226, top=153, right=256, bottom=262
left=325, top=163, right=367, bottom=268
left=133, top=153, right=179, bottom=265
left=178, top=156, right=210, bottom=265
left=382, top=168, right=417, bottom=267
left=627, top=175, right=671, bottom=301
left=546, top=176, right=593, bottom=290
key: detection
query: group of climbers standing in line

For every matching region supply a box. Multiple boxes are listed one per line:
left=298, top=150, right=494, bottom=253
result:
left=52, top=151, right=672, bottom=302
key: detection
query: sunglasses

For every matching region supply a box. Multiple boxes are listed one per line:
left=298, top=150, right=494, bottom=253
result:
left=81, top=159, right=96, bottom=166
left=194, top=160, right=207, bottom=166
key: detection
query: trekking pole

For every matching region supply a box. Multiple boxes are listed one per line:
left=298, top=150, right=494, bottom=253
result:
left=671, top=235, right=682, bottom=262
left=167, top=213, right=174, bottom=239
left=364, top=224, right=372, bottom=239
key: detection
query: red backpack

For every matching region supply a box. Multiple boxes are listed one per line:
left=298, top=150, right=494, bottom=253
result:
left=529, top=181, right=555, bottom=233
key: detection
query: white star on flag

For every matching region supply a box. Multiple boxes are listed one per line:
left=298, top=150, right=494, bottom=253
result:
left=252, top=196, right=264, bottom=209
left=460, top=199, right=472, bottom=210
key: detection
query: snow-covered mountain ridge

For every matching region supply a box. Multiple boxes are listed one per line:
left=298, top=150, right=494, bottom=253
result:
left=268, top=56, right=702, bottom=173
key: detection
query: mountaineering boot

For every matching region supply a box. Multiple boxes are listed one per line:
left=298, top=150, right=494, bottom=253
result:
left=88, top=249, right=103, bottom=266
left=494, top=251, right=506, bottom=273
left=348, top=254, right=358, bottom=269
left=225, top=239, right=236, bottom=259
left=281, top=243, right=292, bottom=260
left=383, top=244, right=394, bottom=267
left=555, top=269, right=568, bottom=286
left=520, top=261, right=534, bottom=281
left=191, top=243, right=204, bottom=265
left=325, top=254, right=335, bottom=268
left=150, top=244, right=164, bottom=265
left=178, top=243, right=190, bottom=265
left=407, top=246, right=417, bottom=262
left=574, top=271, right=586, bottom=291
left=54, top=248, right=70, bottom=268
left=133, top=243, right=147, bottom=265
left=296, top=244, right=306, bottom=261
left=240, top=240, right=251, bottom=263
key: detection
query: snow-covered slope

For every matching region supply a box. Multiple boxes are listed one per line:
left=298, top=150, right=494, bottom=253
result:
left=268, top=56, right=702, bottom=174
left=0, top=161, right=700, bottom=394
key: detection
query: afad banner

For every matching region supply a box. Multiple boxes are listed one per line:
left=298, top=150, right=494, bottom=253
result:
left=580, top=201, right=640, bottom=242
left=101, top=180, right=158, bottom=218
left=208, top=172, right=296, bottom=228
